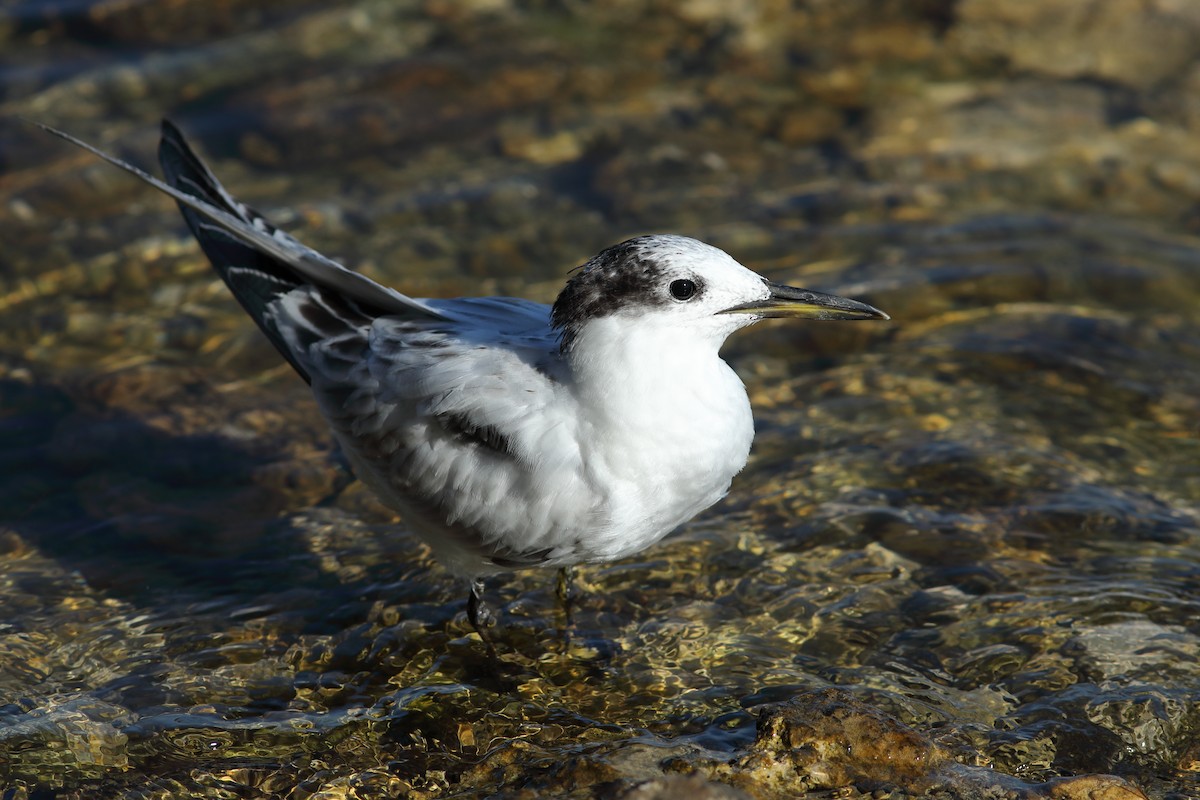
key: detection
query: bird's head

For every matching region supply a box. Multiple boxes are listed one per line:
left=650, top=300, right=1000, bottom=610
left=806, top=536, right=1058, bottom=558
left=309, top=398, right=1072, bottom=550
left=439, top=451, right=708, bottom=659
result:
left=550, top=234, right=888, bottom=351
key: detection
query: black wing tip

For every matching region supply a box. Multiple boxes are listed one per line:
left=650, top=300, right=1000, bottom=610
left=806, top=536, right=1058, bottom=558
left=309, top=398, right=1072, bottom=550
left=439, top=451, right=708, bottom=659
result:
left=157, top=118, right=192, bottom=171
left=159, top=118, right=189, bottom=155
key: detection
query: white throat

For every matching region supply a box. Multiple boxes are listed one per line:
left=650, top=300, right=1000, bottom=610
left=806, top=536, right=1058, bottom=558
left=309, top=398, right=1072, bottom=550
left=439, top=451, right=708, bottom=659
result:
left=564, top=313, right=756, bottom=554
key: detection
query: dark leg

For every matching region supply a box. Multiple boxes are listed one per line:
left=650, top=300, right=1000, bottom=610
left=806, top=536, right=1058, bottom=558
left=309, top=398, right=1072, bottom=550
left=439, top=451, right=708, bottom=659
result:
left=555, top=565, right=577, bottom=628
left=467, top=578, right=498, bottom=656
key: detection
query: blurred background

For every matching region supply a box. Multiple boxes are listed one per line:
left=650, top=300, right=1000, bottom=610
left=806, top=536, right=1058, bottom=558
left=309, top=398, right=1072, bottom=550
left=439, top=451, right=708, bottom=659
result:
left=0, top=2, right=1198, bottom=798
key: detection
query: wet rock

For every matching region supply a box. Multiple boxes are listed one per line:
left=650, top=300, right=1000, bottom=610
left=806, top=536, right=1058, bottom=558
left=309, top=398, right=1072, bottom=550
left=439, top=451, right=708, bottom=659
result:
left=1085, top=686, right=1196, bottom=763
left=1065, top=621, right=1200, bottom=683
left=612, top=774, right=750, bottom=800
left=0, top=697, right=135, bottom=775
left=685, top=689, right=1150, bottom=799
left=857, top=78, right=1200, bottom=224
left=951, top=0, right=1200, bottom=91
left=866, top=80, right=1111, bottom=171
left=1040, top=774, right=1149, bottom=800
left=497, top=120, right=585, bottom=166
left=713, top=688, right=949, bottom=795
left=455, top=741, right=624, bottom=798
left=14, top=0, right=321, bottom=45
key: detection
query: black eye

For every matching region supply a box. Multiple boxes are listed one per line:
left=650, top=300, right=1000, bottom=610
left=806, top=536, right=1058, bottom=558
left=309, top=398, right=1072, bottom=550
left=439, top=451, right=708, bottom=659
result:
left=669, top=279, right=697, bottom=301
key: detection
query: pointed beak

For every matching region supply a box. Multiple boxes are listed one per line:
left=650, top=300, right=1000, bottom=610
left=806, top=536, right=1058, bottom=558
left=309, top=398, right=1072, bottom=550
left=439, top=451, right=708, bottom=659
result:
left=721, top=281, right=889, bottom=321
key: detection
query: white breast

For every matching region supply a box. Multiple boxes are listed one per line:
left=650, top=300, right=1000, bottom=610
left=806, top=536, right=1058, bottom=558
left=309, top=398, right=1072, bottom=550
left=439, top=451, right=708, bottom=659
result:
left=565, top=314, right=756, bottom=561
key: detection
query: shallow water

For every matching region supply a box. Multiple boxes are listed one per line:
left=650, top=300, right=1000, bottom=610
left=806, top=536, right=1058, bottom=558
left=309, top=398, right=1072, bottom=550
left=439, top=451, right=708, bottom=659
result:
left=1, top=2, right=1199, bottom=798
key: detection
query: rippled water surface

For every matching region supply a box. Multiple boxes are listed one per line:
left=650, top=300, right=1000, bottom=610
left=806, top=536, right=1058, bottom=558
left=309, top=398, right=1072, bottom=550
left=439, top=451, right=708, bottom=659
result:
left=1, top=2, right=1199, bottom=798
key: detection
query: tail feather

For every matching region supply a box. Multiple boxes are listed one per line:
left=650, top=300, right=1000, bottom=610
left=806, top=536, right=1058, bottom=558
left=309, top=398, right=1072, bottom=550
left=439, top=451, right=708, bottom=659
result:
left=28, top=117, right=448, bottom=326
left=158, top=119, right=271, bottom=232
left=156, top=121, right=313, bottom=379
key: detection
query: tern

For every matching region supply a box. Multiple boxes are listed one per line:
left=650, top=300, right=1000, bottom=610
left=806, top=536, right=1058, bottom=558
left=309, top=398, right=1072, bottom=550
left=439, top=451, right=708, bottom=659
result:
left=36, top=120, right=888, bottom=641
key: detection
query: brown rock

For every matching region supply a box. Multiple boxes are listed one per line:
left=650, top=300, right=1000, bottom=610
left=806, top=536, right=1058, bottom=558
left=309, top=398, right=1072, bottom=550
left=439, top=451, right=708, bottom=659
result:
left=697, top=690, right=1154, bottom=800
left=613, top=774, right=751, bottom=800
left=726, top=688, right=948, bottom=793
left=1040, top=774, right=1149, bottom=800
left=951, top=0, right=1200, bottom=91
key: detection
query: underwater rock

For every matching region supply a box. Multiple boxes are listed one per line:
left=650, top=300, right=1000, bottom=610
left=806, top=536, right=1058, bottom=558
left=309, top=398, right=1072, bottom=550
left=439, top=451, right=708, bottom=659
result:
left=952, top=0, right=1200, bottom=91
left=687, top=689, right=1149, bottom=799
left=612, top=773, right=752, bottom=800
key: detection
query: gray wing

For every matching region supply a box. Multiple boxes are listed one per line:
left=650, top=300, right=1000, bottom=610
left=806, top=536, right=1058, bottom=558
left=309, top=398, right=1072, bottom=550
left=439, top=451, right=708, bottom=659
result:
left=424, top=296, right=556, bottom=336
left=298, top=303, right=595, bottom=574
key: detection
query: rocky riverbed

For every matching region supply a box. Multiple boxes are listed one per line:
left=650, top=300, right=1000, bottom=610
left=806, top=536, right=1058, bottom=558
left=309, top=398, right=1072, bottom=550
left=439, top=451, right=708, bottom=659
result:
left=1, top=1, right=1198, bottom=798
